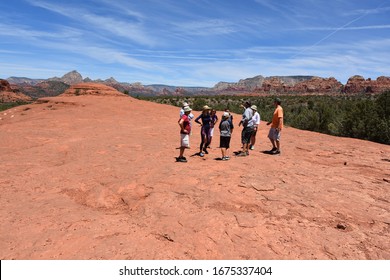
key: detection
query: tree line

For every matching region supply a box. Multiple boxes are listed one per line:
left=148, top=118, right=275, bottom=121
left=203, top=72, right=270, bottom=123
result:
left=138, top=91, right=390, bottom=145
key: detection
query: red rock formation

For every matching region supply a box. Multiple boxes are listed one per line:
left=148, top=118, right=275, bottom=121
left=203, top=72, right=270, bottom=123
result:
left=344, top=75, right=368, bottom=93
left=293, top=77, right=343, bottom=94
left=0, top=79, right=32, bottom=102
left=252, top=76, right=343, bottom=94
left=60, top=83, right=126, bottom=96
left=1, top=79, right=13, bottom=92
left=261, top=77, right=285, bottom=92
left=344, top=76, right=390, bottom=94
left=222, top=75, right=389, bottom=95
left=9, top=72, right=390, bottom=97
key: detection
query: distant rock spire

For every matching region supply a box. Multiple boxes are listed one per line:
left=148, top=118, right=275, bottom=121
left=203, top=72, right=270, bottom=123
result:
left=61, top=70, right=83, bottom=85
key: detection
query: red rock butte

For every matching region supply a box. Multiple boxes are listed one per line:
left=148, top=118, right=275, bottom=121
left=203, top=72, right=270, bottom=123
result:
left=61, top=82, right=126, bottom=96
left=0, top=79, right=31, bottom=102
left=0, top=83, right=389, bottom=259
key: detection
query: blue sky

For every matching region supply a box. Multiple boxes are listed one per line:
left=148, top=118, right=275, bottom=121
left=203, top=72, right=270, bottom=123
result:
left=1, top=0, right=389, bottom=86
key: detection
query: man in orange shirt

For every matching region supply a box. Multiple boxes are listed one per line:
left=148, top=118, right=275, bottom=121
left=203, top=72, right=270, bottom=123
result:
left=266, top=98, right=283, bottom=155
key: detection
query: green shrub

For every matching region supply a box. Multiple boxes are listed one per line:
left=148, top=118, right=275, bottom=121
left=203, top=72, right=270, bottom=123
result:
left=0, top=101, right=30, bottom=112
left=141, top=91, right=390, bottom=145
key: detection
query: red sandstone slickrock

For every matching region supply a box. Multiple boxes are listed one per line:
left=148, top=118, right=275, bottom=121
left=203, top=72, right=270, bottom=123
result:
left=0, top=83, right=389, bottom=259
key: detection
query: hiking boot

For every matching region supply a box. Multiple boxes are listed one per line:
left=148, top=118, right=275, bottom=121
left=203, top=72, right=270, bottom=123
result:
left=176, top=157, right=187, bottom=162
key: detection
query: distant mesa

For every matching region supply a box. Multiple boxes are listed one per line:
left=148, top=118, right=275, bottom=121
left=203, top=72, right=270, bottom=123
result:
left=3, top=70, right=390, bottom=100
left=60, top=83, right=128, bottom=97
left=213, top=75, right=343, bottom=94
left=213, top=75, right=390, bottom=95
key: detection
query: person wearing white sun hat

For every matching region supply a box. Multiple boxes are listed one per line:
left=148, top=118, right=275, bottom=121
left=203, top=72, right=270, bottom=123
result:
left=180, top=101, right=194, bottom=120
left=195, top=105, right=212, bottom=157
left=177, top=106, right=192, bottom=162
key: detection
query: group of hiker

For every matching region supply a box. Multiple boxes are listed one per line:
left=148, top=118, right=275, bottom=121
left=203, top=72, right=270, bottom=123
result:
left=177, top=98, right=284, bottom=163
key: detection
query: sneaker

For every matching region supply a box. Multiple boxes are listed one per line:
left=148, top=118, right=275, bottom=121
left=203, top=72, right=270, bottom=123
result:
left=272, top=150, right=281, bottom=155
left=222, top=156, right=230, bottom=161
left=250, top=145, right=255, bottom=150
left=270, top=147, right=277, bottom=153
left=177, top=156, right=186, bottom=160
left=236, top=152, right=247, bottom=157
left=203, top=148, right=209, bottom=154
left=199, top=152, right=205, bottom=157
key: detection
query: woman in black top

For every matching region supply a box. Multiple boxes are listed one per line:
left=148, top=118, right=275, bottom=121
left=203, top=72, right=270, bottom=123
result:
left=195, top=105, right=212, bottom=157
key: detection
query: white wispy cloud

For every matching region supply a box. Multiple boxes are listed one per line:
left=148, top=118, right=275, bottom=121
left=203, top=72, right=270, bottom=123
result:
left=253, top=0, right=314, bottom=26
left=94, top=0, right=145, bottom=20
left=26, top=0, right=156, bottom=46
left=168, top=37, right=390, bottom=84
left=344, top=5, right=390, bottom=16
left=81, top=14, right=156, bottom=46
left=0, top=49, right=31, bottom=55
left=170, top=19, right=238, bottom=37
left=254, top=0, right=282, bottom=12
left=2, top=0, right=389, bottom=86
left=1, top=62, right=78, bottom=79
left=0, top=22, right=80, bottom=39
left=79, top=47, right=161, bottom=71
left=296, top=25, right=390, bottom=31
left=39, top=39, right=162, bottom=71
left=0, top=22, right=160, bottom=73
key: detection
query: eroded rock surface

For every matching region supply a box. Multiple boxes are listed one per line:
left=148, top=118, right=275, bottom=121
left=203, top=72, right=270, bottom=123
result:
left=0, top=85, right=389, bottom=259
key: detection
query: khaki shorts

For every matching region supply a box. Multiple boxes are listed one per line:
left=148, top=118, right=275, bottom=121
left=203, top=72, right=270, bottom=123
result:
left=268, top=127, right=281, bottom=141
left=180, top=133, right=190, bottom=148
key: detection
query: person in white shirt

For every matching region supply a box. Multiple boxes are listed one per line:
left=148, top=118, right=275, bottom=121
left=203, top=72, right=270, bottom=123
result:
left=237, top=101, right=254, bottom=156
left=179, top=102, right=194, bottom=120
left=250, top=105, right=261, bottom=150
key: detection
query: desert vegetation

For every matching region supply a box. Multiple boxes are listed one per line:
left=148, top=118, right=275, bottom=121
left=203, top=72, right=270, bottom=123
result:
left=138, top=91, right=390, bottom=145
left=0, top=101, right=30, bottom=112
